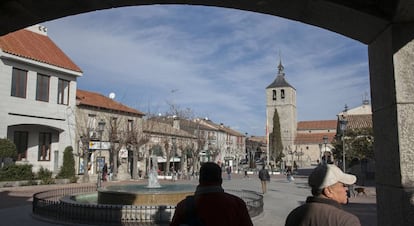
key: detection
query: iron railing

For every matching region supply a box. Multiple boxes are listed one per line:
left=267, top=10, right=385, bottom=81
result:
left=33, top=185, right=263, bottom=225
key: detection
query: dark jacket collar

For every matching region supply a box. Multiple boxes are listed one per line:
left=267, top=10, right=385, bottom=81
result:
left=305, top=196, right=343, bottom=209
left=195, top=185, right=224, bottom=196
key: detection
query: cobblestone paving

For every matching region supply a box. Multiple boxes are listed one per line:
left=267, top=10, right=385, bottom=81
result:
left=0, top=172, right=377, bottom=226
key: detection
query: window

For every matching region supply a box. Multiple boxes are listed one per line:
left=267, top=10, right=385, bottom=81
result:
left=38, top=132, right=51, bottom=161
left=272, top=90, right=276, bottom=100
left=11, top=68, right=27, bottom=98
left=111, top=117, right=118, bottom=129
left=281, top=89, right=285, bottom=99
left=57, top=79, right=70, bottom=105
left=87, top=114, right=96, bottom=129
left=127, top=119, right=134, bottom=132
left=36, top=73, right=50, bottom=102
left=14, top=131, right=28, bottom=160
left=111, top=117, right=118, bottom=140
left=87, top=114, right=97, bottom=138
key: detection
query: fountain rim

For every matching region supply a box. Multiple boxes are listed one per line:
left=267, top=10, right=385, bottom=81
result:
left=98, top=183, right=197, bottom=195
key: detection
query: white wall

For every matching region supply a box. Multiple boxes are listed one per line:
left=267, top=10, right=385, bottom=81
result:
left=0, top=53, right=80, bottom=173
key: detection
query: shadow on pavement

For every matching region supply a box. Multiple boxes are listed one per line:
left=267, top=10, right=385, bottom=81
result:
left=0, top=190, right=32, bottom=209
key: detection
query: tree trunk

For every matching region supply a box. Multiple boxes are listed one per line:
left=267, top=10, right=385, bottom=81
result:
left=112, top=147, right=118, bottom=179
left=132, top=150, right=138, bottom=179
left=82, top=152, right=89, bottom=182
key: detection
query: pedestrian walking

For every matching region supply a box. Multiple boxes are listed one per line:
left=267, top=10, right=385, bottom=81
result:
left=258, top=165, right=270, bottom=194
left=244, top=169, right=249, bottom=178
left=285, top=164, right=361, bottom=226
left=170, top=162, right=253, bottom=226
left=102, top=163, right=108, bottom=181
left=226, top=166, right=232, bottom=180
left=286, top=167, right=294, bottom=182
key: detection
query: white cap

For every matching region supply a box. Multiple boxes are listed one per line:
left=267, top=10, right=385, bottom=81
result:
left=309, top=164, right=356, bottom=189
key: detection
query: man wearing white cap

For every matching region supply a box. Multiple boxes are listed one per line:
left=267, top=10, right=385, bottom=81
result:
left=285, top=164, right=361, bottom=226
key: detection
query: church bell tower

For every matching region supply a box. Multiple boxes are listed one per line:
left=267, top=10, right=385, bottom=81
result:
left=265, top=60, right=297, bottom=165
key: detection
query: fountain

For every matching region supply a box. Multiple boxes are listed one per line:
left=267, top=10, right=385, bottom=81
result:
left=147, top=156, right=161, bottom=188
left=97, top=156, right=195, bottom=206
left=36, top=157, right=262, bottom=225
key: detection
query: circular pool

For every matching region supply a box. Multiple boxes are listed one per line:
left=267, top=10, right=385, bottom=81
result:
left=97, top=183, right=196, bottom=205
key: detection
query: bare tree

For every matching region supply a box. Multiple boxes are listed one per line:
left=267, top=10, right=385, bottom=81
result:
left=187, top=119, right=206, bottom=174
left=165, top=101, right=195, bottom=119
left=106, top=116, right=149, bottom=180
left=127, top=124, right=149, bottom=179
left=74, top=112, right=98, bottom=183
left=163, top=137, right=171, bottom=174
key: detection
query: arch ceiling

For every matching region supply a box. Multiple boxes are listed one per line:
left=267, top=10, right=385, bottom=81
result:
left=1, top=0, right=413, bottom=44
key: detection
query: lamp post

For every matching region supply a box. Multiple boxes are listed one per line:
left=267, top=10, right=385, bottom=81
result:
left=339, top=117, right=348, bottom=171
left=322, top=135, right=328, bottom=164
left=245, top=132, right=249, bottom=168
left=97, top=119, right=105, bottom=188
left=318, top=143, right=323, bottom=164
left=172, top=137, right=176, bottom=180
left=207, top=142, right=211, bottom=162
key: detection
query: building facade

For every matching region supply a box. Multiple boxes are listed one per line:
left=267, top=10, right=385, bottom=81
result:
left=0, top=25, right=82, bottom=173
left=75, top=89, right=146, bottom=181
left=294, top=120, right=337, bottom=167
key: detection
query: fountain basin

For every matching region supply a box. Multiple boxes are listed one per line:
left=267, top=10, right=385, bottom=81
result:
left=98, top=184, right=196, bottom=206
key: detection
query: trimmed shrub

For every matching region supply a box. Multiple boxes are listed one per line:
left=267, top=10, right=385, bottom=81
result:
left=0, top=138, right=17, bottom=167
left=0, top=164, right=33, bottom=181
left=56, top=146, right=77, bottom=183
left=37, top=167, right=54, bottom=185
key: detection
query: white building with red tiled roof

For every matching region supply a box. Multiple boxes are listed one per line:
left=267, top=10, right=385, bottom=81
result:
left=295, top=120, right=337, bottom=166
left=75, top=89, right=146, bottom=181
left=0, top=25, right=82, bottom=173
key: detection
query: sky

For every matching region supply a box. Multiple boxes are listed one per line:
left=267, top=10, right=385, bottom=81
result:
left=44, top=5, right=370, bottom=136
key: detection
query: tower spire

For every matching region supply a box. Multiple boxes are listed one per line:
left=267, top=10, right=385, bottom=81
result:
left=277, top=53, right=285, bottom=76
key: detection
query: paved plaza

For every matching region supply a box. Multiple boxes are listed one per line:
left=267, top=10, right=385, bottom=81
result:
left=0, top=172, right=377, bottom=226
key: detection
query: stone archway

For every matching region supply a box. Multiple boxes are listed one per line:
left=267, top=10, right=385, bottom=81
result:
left=1, top=1, right=414, bottom=225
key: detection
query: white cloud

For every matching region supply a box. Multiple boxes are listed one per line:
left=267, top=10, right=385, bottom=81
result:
left=44, top=5, right=369, bottom=136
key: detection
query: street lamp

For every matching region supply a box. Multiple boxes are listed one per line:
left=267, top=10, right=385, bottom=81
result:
left=322, top=135, right=328, bottom=164
left=172, top=137, right=176, bottom=180
left=339, top=117, right=348, bottom=171
left=245, top=132, right=249, bottom=168
left=97, top=119, right=105, bottom=188
left=207, top=142, right=211, bottom=162
left=318, top=143, right=323, bottom=164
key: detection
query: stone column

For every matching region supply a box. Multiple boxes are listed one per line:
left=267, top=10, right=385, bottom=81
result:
left=368, top=22, right=414, bottom=226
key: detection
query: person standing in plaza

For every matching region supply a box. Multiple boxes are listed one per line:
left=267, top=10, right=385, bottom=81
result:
left=102, top=163, right=108, bottom=181
left=226, top=165, right=232, bottom=180
left=170, top=162, right=253, bottom=226
left=244, top=168, right=249, bottom=178
left=258, top=165, right=270, bottom=194
left=285, top=164, right=361, bottom=226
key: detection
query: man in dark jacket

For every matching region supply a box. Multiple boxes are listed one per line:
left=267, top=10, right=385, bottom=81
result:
left=258, top=165, right=270, bottom=194
left=170, top=162, right=253, bottom=226
left=285, top=164, right=361, bottom=226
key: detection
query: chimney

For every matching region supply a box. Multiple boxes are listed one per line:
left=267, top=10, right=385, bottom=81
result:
left=173, top=116, right=180, bottom=130
left=25, top=24, right=48, bottom=36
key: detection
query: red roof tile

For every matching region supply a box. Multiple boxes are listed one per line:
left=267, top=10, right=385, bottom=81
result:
left=0, top=28, right=82, bottom=72
left=76, top=89, right=145, bottom=116
left=344, top=114, right=372, bottom=130
left=297, top=120, right=337, bottom=130
left=295, top=133, right=336, bottom=144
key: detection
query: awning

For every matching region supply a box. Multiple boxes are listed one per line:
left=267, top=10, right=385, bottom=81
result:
left=157, top=156, right=181, bottom=163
